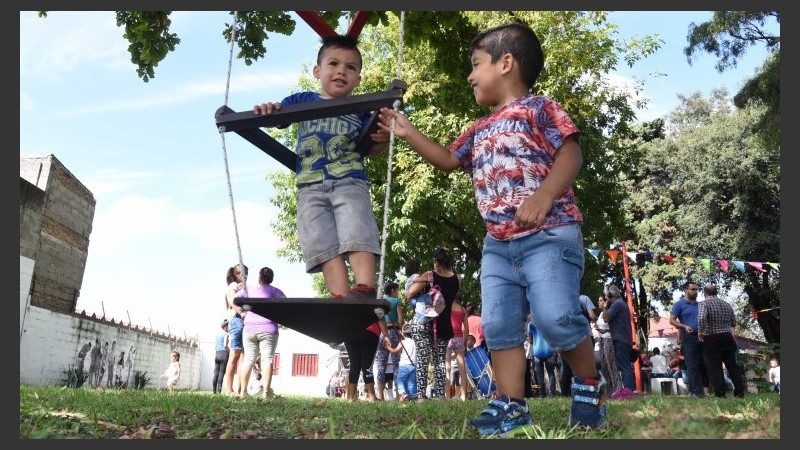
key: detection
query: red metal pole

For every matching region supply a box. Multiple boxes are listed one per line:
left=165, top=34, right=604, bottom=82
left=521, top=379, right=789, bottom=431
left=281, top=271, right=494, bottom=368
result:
left=620, top=241, right=642, bottom=392
left=296, top=11, right=372, bottom=40
left=296, top=11, right=338, bottom=38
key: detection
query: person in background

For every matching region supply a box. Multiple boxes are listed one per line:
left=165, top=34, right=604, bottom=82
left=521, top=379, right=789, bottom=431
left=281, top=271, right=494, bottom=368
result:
left=212, top=319, right=230, bottom=394
left=649, top=347, right=671, bottom=379
left=236, top=266, right=285, bottom=400
left=405, top=248, right=461, bottom=400
left=768, top=358, right=780, bottom=393
left=445, top=293, right=470, bottom=400
left=344, top=320, right=390, bottom=403
left=602, top=285, right=635, bottom=392
left=387, top=324, right=419, bottom=402
left=669, top=280, right=705, bottom=397
left=160, top=350, right=181, bottom=393
left=697, top=283, right=745, bottom=398
left=374, top=281, right=403, bottom=401
left=223, top=264, right=247, bottom=396
left=466, top=303, right=487, bottom=356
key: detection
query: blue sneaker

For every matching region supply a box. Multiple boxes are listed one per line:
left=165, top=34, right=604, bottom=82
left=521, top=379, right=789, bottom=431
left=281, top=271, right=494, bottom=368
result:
left=569, top=374, right=607, bottom=430
left=468, top=395, right=533, bottom=437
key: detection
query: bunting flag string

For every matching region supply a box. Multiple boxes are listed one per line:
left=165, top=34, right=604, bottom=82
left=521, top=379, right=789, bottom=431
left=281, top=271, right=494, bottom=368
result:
left=586, top=246, right=779, bottom=274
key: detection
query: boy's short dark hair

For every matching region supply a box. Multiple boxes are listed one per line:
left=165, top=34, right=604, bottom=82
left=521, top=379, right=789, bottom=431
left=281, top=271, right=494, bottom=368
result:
left=469, top=22, right=544, bottom=89
left=317, top=34, right=362, bottom=69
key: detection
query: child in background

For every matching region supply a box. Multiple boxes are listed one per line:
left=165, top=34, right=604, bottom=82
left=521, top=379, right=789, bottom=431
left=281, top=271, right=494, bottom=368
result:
left=160, top=351, right=181, bottom=393
left=768, top=358, right=780, bottom=393
left=387, top=324, right=418, bottom=402
left=377, top=22, right=603, bottom=436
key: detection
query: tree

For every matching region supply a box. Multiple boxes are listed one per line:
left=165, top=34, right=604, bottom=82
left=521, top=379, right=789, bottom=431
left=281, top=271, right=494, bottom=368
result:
left=264, top=12, right=657, bottom=302
left=684, top=11, right=780, bottom=161
left=38, top=11, right=658, bottom=305
left=622, top=90, right=779, bottom=343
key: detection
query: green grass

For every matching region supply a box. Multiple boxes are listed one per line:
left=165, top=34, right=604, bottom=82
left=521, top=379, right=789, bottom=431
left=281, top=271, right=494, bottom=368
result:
left=19, top=385, right=780, bottom=439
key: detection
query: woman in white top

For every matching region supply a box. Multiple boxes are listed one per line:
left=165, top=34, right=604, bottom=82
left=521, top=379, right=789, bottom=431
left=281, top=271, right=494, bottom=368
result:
left=596, top=295, right=623, bottom=394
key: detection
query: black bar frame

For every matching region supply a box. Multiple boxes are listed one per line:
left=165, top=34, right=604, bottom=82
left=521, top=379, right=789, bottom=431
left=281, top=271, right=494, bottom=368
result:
left=215, top=79, right=407, bottom=171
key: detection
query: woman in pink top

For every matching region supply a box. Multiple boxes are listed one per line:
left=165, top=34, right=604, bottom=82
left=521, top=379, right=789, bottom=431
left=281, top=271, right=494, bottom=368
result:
left=235, top=266, right=285, bottom=399
left=446, top=296, right=470, bottom=400
left=466, top=304, right=486, bottom=351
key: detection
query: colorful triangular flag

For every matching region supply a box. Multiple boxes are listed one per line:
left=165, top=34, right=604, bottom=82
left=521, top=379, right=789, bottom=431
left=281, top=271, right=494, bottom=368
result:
left=732, top=261, right=746, bottom=273
left=683, top=256, right=694, bottom=264
left=662, top=255, right=674, bottom=263
left=700, top=259, right=711, bottom=271
left=767, top=262, right=780, bottom=272
left=747, top=262, right=767, bottom=273
left=587, top=248, right=600, bottom=261
left=717, top=260, right=729, bottom=272
left=607, top=250, right=619, bottom=262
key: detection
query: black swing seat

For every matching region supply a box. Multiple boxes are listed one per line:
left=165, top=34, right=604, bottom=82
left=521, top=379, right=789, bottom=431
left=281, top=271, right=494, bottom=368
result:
left=233, top=297, right=391, bottom=346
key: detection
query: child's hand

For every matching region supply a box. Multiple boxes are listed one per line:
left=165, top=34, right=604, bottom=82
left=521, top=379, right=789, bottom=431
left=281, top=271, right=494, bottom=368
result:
left=514, top=192, right=554, bottom=228
left=377, top=107, right=413, bottom=139
left=253, top=102, right=282, bottom=115
left=370, top=127, right=390, bottom=143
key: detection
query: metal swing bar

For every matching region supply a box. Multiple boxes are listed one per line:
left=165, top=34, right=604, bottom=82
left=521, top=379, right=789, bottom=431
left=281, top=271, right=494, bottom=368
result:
left=214, top=78, right=407, bottom=170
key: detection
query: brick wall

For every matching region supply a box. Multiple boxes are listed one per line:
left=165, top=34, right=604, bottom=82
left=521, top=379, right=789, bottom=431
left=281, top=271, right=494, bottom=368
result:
left=20, top=155, right=95, bottom=314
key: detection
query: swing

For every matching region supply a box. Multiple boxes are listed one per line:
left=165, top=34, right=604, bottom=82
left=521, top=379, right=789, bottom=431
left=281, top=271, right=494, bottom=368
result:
left=218, top=11, right=407, bottom=345
left=214, top=78, right=407, bottom=171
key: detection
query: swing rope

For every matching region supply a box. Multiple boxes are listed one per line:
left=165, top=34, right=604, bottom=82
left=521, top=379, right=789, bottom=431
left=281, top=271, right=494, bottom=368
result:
left=218, top=11, right=249, bottom=292
left=376, top=11, right=405, bottom=298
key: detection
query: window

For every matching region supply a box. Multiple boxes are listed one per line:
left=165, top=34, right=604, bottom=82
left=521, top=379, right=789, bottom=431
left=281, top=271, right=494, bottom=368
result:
left=272, top=353, right=280, bottom=376
left=291, top=353, right=319, bottom=377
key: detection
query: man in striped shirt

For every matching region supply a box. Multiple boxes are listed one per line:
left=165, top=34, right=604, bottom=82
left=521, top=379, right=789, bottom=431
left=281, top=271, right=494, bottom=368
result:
left=697, top=284, right=745, bottom=398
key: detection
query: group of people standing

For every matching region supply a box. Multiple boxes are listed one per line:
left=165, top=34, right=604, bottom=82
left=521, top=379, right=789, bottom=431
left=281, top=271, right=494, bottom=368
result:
left=213, top=263, right=283, bottom=400
left=342, top=247, right=471, bottom=403
left=669, top=280, right=746, bottom=398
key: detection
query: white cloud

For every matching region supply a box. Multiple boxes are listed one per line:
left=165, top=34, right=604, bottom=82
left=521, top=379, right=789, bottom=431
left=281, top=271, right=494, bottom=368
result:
left=20, top=11, right=129, bottom=81
left=42, top=72, right=296, bottom=120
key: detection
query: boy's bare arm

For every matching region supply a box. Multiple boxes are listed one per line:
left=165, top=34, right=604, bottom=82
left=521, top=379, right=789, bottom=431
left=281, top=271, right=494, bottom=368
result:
left=377, top=108, right=461, bottom=171
left=513, top=134, right=582, bottom=228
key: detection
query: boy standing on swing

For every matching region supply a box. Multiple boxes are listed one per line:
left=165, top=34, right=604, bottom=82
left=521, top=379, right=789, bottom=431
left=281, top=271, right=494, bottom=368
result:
left=253, top=35, right=390, bottom=305
left=377, top=22, right=604, bottom=436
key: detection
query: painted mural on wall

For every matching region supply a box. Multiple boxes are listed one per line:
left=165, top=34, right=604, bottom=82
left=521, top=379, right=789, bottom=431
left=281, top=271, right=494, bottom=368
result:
left=73, top=338, right=139, bottom=388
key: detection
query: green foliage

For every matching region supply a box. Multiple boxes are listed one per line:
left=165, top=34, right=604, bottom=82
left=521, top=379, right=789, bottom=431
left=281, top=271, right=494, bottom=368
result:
left=61, top=364, right=88, bottom=388
left=254, top=12, right=658, bottom=302
left=115, top=11, right=180, bottom=82
left=684, top=11, right=780, bottom=163
left=684, top=11, right=780, bottom=72
left=622, top=90, right=779, bottom=341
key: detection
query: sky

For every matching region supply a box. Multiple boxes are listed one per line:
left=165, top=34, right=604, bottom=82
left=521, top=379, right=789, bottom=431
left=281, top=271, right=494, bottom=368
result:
left=20, top=11, right=777, bottom=341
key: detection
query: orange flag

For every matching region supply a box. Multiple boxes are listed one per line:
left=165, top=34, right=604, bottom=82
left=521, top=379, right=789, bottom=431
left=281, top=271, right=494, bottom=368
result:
left=606, top=250, right=619, bottom=262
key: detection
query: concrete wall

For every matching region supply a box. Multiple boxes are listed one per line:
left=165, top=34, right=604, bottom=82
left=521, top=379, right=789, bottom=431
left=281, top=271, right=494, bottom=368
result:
left=20, top=155, right=95, bottom=314
left=20, top=301, right=200, bottom=390
left=19, top=154, right=345, bottom=397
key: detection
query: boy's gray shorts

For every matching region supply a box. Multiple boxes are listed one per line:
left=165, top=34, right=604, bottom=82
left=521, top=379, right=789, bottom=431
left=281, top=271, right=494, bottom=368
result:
left=297, top=178, right=381, bottom=273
